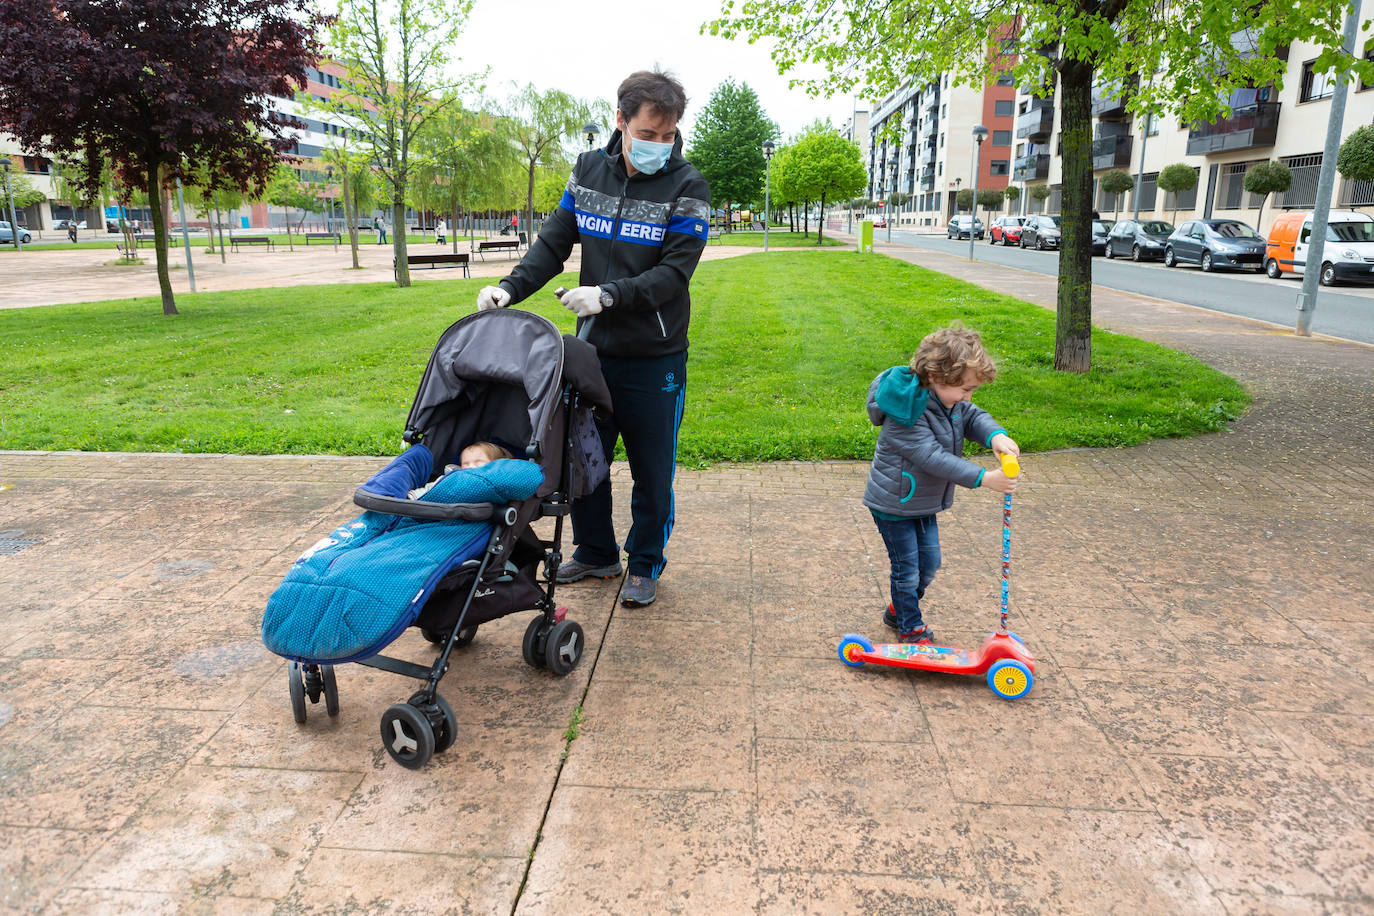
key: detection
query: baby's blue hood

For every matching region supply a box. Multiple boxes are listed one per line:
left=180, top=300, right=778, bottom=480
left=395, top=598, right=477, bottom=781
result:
left=875, top=366, right=930, bottom=427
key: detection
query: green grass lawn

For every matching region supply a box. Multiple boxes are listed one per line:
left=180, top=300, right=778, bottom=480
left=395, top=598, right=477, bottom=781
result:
left=714, top=230, right=844, bottom=248
left=0, top=249, right=1248, bottom=462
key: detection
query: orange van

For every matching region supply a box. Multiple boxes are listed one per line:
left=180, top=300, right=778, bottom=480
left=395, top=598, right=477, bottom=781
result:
left=1264, top=209, right=1374, bottom=285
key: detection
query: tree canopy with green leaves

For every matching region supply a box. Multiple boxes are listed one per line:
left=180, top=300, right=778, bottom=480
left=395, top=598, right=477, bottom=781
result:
left=1099, top=169, right=1135, bottom=221
left=1243, top=160, right=1292, bottom=232
left=687, top=80, right=778, bottom=225
left=321, top=0, right=481, bottom=287
left=774, top=125, right=866, bottom=243
left=708, top=0, right=1372, bottom=370
left=1336, top=124, right=1374, bottom=189
left=1158, top=163, right=1199, bottom=225
left=503, top=84, right=606, bottom=246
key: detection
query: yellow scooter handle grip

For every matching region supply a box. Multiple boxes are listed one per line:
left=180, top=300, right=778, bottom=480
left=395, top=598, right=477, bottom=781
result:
left=999, top=453, right=1020, bottom=478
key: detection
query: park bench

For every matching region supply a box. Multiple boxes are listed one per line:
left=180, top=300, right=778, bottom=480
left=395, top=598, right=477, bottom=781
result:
left=230, top=235, right=275, bottom=252
left=303, top=232, right=340, bottom=245
left=396, top=252, right=470, bottom=278
left=707, top=228, right=723, bottom=244
left=477, top=239, right=520, bottom=260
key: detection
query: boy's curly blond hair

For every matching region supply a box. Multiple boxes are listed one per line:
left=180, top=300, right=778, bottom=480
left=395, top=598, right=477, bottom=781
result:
left=909, top=324, right=998, bottom=386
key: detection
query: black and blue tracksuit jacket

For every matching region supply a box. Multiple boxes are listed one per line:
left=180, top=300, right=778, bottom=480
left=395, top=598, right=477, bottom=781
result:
left=496, top=129, right=712, bottom=359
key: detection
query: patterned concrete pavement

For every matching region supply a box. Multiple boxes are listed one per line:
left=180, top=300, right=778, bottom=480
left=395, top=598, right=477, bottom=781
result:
left=1, top=246, right=1371, bottom=914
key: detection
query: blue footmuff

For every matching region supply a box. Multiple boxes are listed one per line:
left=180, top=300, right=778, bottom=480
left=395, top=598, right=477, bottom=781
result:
left=261, top=447, right=543, bottom=665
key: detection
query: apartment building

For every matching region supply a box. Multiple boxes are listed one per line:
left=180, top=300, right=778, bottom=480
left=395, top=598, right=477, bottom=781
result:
left=840, top=103, right=871, bottom=181
left=1012, top=28, right=1374, bottom=235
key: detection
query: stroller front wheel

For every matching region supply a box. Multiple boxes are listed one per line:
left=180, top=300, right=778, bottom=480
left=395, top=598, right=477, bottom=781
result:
left=522, top=616, right=550, bottom=669
left=321, top=664, right=339, bottom=717
left=381, top=703, right=435, bottom=769
left=288, top=662, right=307, bottom=723
left=544, top=620, right=585, bottom=676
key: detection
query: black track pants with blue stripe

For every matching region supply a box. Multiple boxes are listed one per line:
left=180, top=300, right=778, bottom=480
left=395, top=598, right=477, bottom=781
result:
left=570, top=351, right=687, bottom=579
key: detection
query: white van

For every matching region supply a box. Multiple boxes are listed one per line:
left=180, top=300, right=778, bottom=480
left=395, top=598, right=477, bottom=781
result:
left=1264, top=209, right=1374, bottom=286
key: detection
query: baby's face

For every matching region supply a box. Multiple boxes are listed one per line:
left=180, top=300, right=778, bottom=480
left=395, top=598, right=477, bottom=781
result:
left=459, top=447, right=491, bottom=470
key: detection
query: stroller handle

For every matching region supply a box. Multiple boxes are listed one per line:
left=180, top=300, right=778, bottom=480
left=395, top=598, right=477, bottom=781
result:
left=553, top=287, right=596, bottom=341
left=353, top=488, right=497, bottom=521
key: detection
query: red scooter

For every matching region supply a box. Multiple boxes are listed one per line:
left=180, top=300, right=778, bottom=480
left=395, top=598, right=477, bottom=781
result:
left=838, top=453, right=1035, bottom=699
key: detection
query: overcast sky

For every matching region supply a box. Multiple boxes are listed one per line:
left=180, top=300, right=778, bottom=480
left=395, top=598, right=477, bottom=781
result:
left=455, top=0, right=862, bottom=144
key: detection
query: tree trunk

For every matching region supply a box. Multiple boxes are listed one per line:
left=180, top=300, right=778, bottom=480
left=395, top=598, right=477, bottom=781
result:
left=1255, top=194, right=1267, bottom=235
left=215, top=204, right=226, bottom=263
left=144, top=160, right=178, bottom=316
left=817, top=192, right=827, bottom=245
left=393, top=198, right=410, bottom=287
left=342, top=170, right=361, bottom=269
left=525, top=161, right=536, bottom=248
left=283, top=207, right=294, bottom=251
left=1054, top=60, right=1094, bottom=373
left=803, top=202, right=810, bottom=237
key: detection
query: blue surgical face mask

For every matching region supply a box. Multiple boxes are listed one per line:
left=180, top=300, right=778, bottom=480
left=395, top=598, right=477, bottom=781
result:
left=626, top=134, right=673, bottom=175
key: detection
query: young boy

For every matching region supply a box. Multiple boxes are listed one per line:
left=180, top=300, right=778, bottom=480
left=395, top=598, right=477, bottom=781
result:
left=864, top=325, right=1019, bottom=644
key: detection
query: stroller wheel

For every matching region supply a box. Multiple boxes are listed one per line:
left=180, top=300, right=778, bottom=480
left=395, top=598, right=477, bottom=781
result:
left=288, top=662, right=307, bottom=724
left=407, top=691, right=458, bottom=752
left=321, top=665, right=339, bottom=717
left=380, top=703, right=435, bottom=769
left=421, top=625, right=477, bottom=648
left=544, top=620, right=585, bottom=676
left=522, top=616, right=550, bottom=669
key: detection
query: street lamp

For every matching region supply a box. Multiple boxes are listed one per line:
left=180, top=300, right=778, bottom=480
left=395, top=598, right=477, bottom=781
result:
left=583, top=122, right=601, bottom=150
left=969, top=123, right=988, bottom=261
left=762, top=140, right=774, bottom=252
left=325, top=165, right=339, bottom=250
left=0, top=159, right=21, bottom=251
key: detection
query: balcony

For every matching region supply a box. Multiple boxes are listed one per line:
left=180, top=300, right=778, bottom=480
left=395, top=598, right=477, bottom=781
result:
left=1186, top=102, right=1281, bottom=155
left=1091, top=135, right=1134, bottom=170
left=922, top=118, right=937, bottom=139
left=1090, top=80, right=1133, bottom=119
left=1016, top=98, right=1054, bottom=139
left=924, top=92, right=940, bottom=114
left=920, top=147, right=936, bottom=168
left=920, top=171, right=935, bottom=191
left=1014, top=153, right=1050, bottom=182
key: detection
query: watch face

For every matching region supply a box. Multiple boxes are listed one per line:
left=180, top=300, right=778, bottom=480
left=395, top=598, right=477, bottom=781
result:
left=600, top=290, right=613, bottom=308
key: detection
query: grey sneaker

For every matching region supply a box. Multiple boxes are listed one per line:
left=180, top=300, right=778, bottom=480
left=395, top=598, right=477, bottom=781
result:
left=555, top=557, right=623, bottom=583
left=620, top=574, right=657, bottom=607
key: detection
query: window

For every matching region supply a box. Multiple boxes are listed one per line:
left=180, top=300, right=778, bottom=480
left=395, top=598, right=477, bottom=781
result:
left=1277, top=153, right=1323, bottom=208
left=1362, top=48, right=1374, bottom=91
left=1217, top=162, right=1250, bottom=209
left=994, top=100, right=1015, bottom=117
left=939, top=133, right=944, bottom=148
left=1015, top=142, right=1025, bottom=158
left=990, top=160, right=1010, bottom=176
left=1301, top=60, right=1335, bottom=102
left=996, top=71, right=1015, bottom=86
left=1131, top=173, right=1158, bottom=211
left=993, top=129, right=1012, bottom=146
left=1142, top=112, right=1159, bottom=137
left=941, top=104, right=947, bottom=117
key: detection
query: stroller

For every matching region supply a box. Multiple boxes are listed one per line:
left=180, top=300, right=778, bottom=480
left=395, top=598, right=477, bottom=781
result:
left=261, top=308, right=612, bottom=769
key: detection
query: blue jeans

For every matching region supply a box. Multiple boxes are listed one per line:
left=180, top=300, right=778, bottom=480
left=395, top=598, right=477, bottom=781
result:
left=874, top=514, right=941, bottom=634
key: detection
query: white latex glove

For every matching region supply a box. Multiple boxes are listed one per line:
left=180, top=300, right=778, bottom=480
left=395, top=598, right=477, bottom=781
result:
left=559, top=285, right=603, bottom=318
left=476, top=285, right=511, bottom=310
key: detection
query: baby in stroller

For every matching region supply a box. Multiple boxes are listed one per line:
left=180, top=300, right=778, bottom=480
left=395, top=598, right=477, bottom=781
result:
left=260, top=308, right=612, bottom=769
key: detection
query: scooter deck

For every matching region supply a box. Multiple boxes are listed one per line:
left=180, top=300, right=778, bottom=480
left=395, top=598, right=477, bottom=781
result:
left=840, top=631, right=1034, bottom=678
left=866, top=641, right=976, bottom=671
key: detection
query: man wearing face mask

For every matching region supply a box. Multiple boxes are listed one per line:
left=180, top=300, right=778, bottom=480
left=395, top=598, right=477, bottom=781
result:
left=475, top=69, right=711, bottom=609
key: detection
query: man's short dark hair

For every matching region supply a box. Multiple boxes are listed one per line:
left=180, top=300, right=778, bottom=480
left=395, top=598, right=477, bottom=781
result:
left=617, top=70, right=687, bottom=122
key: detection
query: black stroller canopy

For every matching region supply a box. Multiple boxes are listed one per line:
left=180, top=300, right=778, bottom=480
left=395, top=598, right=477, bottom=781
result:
left=404, top=309, right=610, bottom=481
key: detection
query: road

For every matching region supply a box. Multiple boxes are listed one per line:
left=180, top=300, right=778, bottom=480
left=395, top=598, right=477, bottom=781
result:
left=878, top=229, right=1374, bottom=345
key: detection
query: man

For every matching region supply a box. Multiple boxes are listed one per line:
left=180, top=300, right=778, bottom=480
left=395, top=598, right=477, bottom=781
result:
left=475, top=69, right=711, bottom=608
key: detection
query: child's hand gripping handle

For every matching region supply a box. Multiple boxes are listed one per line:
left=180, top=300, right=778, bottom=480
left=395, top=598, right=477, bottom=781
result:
left=999, top=453, right=1020, bottom=478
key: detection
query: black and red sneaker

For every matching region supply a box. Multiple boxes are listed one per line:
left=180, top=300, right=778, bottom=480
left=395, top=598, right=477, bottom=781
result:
left=898, top=626, right=936, bottom=645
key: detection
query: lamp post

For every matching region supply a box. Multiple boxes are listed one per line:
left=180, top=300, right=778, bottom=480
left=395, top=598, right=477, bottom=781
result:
left=969, top=123, right=988, bottom=261
left=583, top=122, right=601, bottom=150
left=174, top=177, right=196, bottom=292
left=762, top=140, right=774, bottom=252
left=0, top=159, right=21, bottom=251
left=326, top=165, right=339, bottom=250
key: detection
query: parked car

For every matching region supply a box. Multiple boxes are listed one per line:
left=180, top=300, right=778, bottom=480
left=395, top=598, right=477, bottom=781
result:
left=51, top=219, right=88, bottom=231
left=1019, top=214, right=1061, bottom=250
left=1265, top=209, right=1374, bottom=285
left=1104, top=218, right=1174, bottom=260
left=989, top=216, right=1025, bottom=246
left=1091, top=219, right=1112, bottom=254
left=0, top=220, right=31, bottom=244
left=1164, top=219, right=1266, bottom=272
left=947, top=215, right=984, bottom=240
left=872, top=215, right=887, bottom=229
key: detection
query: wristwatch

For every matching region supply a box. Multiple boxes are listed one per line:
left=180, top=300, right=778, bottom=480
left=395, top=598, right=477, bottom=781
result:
left=598, top=286, right=614, bottom=309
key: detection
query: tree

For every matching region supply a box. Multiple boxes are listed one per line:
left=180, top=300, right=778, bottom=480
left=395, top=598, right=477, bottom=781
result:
left=1242, top=160, right=1293, bottom=233
left=263, top=163, right=318, bottom=251
left=323, top=0, right=481, bottom=288
left=504, top=84, right=605, bottom=248
left=956, top=188, right=975, bottom=211
left=1003, top=184, right=1021, bottom=215
left=688, top=80, right=778, bottom=230
left=777, top=126, right=866, bottom=244
left=0, top=0, right=325, bottom=314
left=414, top=104, right=521, bottom=252
left=1158, top=163, right=1199, bottom=226
left=1099, top=169, right=1135, bottom=221
left=1029, top=184, right=1053, bottom=213
left=708, top=0, right=1373, bottom=371
left=976, top=187, right=1003, bottom=222
left=1337, top=125, right=1374, bottom=206
left=183, top=161, right=245, bottom=261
